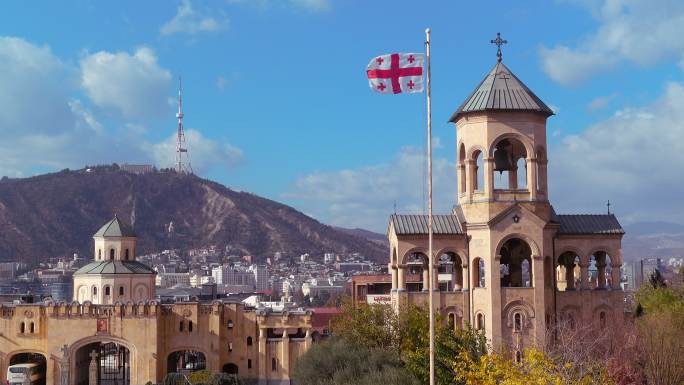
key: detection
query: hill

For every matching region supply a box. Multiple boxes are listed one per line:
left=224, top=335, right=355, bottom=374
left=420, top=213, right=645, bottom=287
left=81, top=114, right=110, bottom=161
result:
left=0, top=166, right=388, bottom=264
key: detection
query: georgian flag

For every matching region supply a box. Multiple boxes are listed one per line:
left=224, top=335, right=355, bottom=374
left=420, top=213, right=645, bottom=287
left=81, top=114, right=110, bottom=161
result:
left=366, top=53, right=424, bottom=94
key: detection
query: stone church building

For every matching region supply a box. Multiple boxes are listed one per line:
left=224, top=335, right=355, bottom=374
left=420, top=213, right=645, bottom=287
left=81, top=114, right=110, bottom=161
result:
left=388, top=57, right=625, bottom=355
left=0, top=218, right=313, bottom=385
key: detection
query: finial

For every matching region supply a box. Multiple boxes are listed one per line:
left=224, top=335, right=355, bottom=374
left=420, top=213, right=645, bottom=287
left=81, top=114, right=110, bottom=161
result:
left=490, top=32, right=508, bottom=63
left=607, top=200, right=611, bottom=215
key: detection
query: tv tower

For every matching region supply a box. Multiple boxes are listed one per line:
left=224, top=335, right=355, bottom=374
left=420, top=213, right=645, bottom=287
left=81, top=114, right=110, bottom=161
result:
left=175, top=76, right=193, bottom=174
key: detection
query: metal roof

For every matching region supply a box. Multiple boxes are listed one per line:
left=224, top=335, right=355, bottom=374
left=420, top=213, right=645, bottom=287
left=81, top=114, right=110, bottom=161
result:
left=94, top=216, right=136, bottom=238
left=389, top=214, right=463, bottom=235
left=74, top=261, right=155, bottom=275
left=555, top=214, right=625, bottom=235
left=449, top=62, right=554, bottom=122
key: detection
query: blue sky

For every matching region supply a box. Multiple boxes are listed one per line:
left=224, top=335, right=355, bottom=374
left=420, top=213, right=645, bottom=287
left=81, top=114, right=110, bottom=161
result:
left=2, top=0, right=684, bottom=231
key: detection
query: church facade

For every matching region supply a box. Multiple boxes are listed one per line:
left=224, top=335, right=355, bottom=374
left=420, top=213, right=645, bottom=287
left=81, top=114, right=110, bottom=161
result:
left=0, top=218, right=313, bottom=385
left=388, top=58, right=625, bottom=354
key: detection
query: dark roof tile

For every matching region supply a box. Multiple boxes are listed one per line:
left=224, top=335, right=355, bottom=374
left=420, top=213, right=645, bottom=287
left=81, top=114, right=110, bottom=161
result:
left=555, top=214, right=625, bottom=235
left=74, top=261, right=155, bottom=275
left=389, top=214, right=463, bottom=235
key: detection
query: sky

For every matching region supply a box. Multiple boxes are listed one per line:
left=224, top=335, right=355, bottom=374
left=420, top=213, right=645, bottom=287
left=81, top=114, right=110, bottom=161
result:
left=1, top=0, right=684, bottom=232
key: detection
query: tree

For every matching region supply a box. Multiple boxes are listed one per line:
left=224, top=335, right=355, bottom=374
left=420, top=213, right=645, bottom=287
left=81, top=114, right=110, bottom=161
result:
left=648, top=269, right=667, bottom=289
left=292, top=337, right=419, bottom=385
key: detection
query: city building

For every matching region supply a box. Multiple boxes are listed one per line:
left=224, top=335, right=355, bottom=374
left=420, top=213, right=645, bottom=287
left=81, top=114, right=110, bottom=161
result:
left=0, top=217, right=315, bottom=385
left=388, top=54, right=625, bottom=356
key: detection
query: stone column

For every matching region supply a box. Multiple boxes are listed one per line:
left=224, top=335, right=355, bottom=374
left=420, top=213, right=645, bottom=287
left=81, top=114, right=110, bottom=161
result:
left=485, top=158, right=494, bottom=198
left=281, top=330, right=290, bottom=380
left=611, top=264, right=621, bottom=290
left=258, top=328, right=267, bottom=385
left=579, top=263, right=589, bottom=290
left=461, top=264, right=469, bottom=291
left=397, top=266, right=406, bottom=291
left=390, top=264, right=398, bottom=291
left=465, top=160, right=475, bottom=197
left=565, top=263, right=575, bottom=290
left=508, top=165, right=518, bottom=189
left=527, top=158, right=538, bottom=200
left=458, top=164, right=466, bottom=195
left=597, top=263, right=606, bottom=289
left=422, top=265, right=430, bottom=292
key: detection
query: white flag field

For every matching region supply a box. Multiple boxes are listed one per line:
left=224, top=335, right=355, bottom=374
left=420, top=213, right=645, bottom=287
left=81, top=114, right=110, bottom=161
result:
left=366, top=53, right=424, bottom=94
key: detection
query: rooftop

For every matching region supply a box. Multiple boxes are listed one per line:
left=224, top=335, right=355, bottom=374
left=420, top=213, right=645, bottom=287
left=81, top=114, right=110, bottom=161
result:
left=74, top=260, right=155, bottom=275
left=389, top=214, right=463, bottom=235
left=94, top=216, right=136, bottom=238
left=449, top=62, right=554, bottom=122
left=553, top=214, right=625, bottom=235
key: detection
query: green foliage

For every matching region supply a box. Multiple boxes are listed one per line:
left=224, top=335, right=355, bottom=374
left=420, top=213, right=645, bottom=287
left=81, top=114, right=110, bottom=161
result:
left=634, top=284, right=684, bottom=325
left=292, top=337, right=419, bottom=385
left=331, top=300, right=487, bottom=385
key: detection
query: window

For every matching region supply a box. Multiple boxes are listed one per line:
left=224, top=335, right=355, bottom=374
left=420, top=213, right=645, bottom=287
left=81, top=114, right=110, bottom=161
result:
left=119, top=287, right=124, bottom=296
left=125, top=249, right=129, bottom=260
left=476, top=313, right=485, bottom=331
left=93, top=286, right=97, bottom=295
left=98, top=249, right=102, bottom=260
left=473, top=258, right=486, bottom=288
left=20, top=322, right=25, bottom=333
left=189, top=321, right=193, bottom=332
left=247, top=359, right=252, bottom=369
left=271, top=358, right=277, bottom=372
left=227, top=320, right=234, bottom=329
left=30, top=322, right=34, bottom=333
left=228, top=342, right=233, bottom=352
left=247, top=336, right=253, bottom=346
left=110, top=248, right=115, bottom=260
left=180, top=321, right=184, bottom=332
left=514, top=312, right=522, bottom=332
left=599, top=311, right=606, bottom=329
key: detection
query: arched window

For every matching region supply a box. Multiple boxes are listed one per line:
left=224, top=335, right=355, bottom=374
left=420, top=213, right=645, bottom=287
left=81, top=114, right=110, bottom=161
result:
left=448, top=313, right=455, bottom=328
left=125, top=249, right=129, bottom=260
left=247, top=359, right=252, bottom=369
left=271, top=358, right=277, bottom=372
left=98, top=249, right=102, bottom=260
left=473, top=150, right=484, bottom=192
left=472, top=258, right=485, bottom=288
left=515, top=350, right=523, bottom=363
left=189, top=321, right=193, bottom=332
left=119, top=287, right=124, bottom=296
left=29, top=322, right=34, bottom=333
left=105, top=286, right=110, bottom=296
left=476, top=313, right=485, bottom=331
left=20, top=322, right=25, bottom=333
left=92, top=286, right=97, bottom=295
left=514, top=312, right=522, bottom=332
left=458, top=143, right=466, bottom=194
left=517, top=158, right=527, bottom=189
left=179, top=321, right=184, bottom=332
left=492, top=137, right=527, bottom=190
left=110, top=248, right=115, bottom=260
left=500, top=238, right=533, bottom=287
left=599, top=311, right=606, bottom=329
left=247, top=336, right=253, bottom=346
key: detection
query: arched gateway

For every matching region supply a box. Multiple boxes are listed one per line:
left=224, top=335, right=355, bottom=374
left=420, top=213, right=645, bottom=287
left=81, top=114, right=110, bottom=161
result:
left=69, top=338, right=134, bottom=385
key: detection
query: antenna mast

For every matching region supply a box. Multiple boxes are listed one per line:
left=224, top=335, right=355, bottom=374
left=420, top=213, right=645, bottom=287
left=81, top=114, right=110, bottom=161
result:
left=176, top=76, right=192, bottom=174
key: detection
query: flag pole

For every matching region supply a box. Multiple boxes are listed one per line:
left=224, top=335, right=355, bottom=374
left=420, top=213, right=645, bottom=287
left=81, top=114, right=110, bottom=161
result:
left=425, top=27, right=435, bottom=385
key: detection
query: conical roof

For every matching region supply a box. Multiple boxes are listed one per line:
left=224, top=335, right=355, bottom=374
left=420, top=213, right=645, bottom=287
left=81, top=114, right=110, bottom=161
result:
left=449, top=62, right=553, bottom=123
left=93, top=216, right=136, bottom=238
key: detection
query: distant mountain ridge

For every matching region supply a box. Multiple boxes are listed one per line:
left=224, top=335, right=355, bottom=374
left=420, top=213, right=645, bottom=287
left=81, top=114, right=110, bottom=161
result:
left=0, top=166, right=387, bottom=264
left=622, top=221, right=684, bottom=260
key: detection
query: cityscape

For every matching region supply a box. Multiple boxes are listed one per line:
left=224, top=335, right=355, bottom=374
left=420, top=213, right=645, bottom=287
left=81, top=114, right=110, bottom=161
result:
left=1, top=1, right=684, bottom=385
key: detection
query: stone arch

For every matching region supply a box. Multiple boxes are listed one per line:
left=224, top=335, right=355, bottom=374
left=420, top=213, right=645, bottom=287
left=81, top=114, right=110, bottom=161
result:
left=133, top=283, right=148, bottom=302
left=444, top=306, right=463, bottom=330
left=69, top=335, right=137, bottom=385
left=400, top=247, right=429, bottom=265
left=555, top=246, right=585, bottom=265
left=467, top=144, right=487, bottom=160
left=166, top=348, right=208, bottom=374
left=495, top=233, right=541, bottom=258
left=488, top=133, right=533, bottom=159
left=558, top=305, right=581, bottom=330
left=471, top=257, right=485, bottom=288
left=503, top=300, right=535, bottom=329
left=436, top=249, right=465, bottom=291
left=497, top=237, right=534, bottom=288
left=458, top=141, right=466, bottom=164
left=585, top=246, right=616, bottom=265
left=222, top=363, right=239, bottom=375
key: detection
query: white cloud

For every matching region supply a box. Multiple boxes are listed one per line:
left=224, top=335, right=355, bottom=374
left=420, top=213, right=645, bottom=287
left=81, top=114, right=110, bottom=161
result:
left=285, top=146, right=455, bottom=231
left=150, top=129, right=244, bottom=173
left=540, top=0, right=684, bottom=85
left=161, top=0, right=227, bottom=36
left=587, top=93, right=617, bottom=111
left=550, top=81, right=684, bottom=223
left=80, top=47, right=172, bottom=118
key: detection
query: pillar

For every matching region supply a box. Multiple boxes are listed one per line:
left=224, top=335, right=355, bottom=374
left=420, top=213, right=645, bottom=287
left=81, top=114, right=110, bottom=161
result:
left=458, top=164, right=466, bottom=196
left=465, top=160, right=475, bottom=198
left=281, top=330, right=290, bottom=379
left=422, top=265, right=430, bottom=292
left=527, top=158, right=538, bottom=200
left=508, top=165, right=518, bottom=189
left=611, top=264, right=621, bottom=290
left=88, top=351, right=98, bottom=385
left=397, top=266, right=406, bottom=291
left=597, top=263, right=606, bottom=289
left=485, top=158, right=494, bottom=198
left=565, top=263, right=575, bottom=290
left=258, top=328, right=267, bottom=385
left=579, top=263, right=589, bottom=290
left=461, top=264, right=469, bottom=291
left=390, top=264, right=398, bottom=290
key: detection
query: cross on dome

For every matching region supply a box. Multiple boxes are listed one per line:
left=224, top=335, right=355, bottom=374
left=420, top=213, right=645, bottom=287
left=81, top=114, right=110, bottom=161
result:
left=490, top=32, right=508, bottom=62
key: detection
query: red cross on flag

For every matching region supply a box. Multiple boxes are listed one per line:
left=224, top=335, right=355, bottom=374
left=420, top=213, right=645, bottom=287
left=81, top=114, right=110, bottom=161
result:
left=366, top=53, right=424, bottom=94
